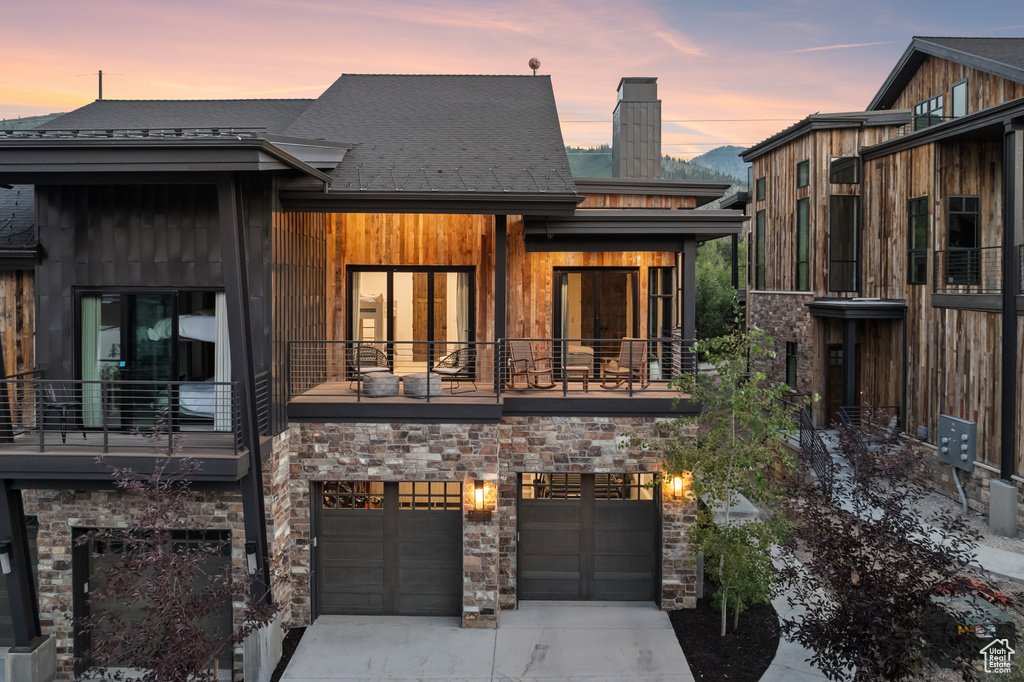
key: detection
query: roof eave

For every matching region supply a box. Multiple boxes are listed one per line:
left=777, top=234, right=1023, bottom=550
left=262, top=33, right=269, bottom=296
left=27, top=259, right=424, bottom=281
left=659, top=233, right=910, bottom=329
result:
left=277, top=189, right=584, bottom=216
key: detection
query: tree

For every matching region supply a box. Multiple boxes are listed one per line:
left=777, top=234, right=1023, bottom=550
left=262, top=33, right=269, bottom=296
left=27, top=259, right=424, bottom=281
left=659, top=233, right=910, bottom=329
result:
left=696, top=238, right=741, bottom=341
left=643, top=326, right=799, bottom=635
left=75, top=420, right=279, bottom=682
left=778, top=412, right=991, bottom=681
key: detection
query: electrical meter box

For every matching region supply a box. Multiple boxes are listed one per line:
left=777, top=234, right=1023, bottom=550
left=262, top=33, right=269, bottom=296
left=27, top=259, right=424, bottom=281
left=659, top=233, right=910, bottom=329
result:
left=937, top=414, right=977, bottom=472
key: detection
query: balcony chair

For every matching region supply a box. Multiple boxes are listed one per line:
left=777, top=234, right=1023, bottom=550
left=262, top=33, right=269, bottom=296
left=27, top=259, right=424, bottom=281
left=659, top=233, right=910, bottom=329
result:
left=41, top=382, right=87, bottom=444
left=430, top=347, right=477, bottom=394
left=348, top=345, right=390, bottom=389
left=601, top=339, right=650, bottom=389
left=508, top=340, right=555, bottom=389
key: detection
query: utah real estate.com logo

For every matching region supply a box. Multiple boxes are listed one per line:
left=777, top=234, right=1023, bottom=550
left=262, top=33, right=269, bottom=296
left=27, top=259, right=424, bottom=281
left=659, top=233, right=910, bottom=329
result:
left=981, top=638, right=1016, bottom=674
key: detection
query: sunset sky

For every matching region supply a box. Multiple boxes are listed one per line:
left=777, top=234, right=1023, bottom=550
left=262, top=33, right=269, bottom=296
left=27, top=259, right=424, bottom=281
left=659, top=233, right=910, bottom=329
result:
left=3, top=0, right=1021, bottom=159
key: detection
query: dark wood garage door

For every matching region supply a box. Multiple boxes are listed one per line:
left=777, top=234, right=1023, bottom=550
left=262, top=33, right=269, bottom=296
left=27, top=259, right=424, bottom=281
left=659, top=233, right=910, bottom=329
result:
left=316, top=481, right=462, bottom=616
left=519, top=473, right=658, bottom=601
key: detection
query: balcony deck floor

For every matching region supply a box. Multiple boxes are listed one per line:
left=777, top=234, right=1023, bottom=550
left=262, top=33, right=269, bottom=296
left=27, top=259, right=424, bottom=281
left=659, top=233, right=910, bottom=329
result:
left=0, top=428, right=243, bottom=458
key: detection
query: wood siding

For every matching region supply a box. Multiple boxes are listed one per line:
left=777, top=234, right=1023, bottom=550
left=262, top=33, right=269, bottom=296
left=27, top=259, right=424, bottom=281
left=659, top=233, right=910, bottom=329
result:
left=578, top=194, right=696, bottom=209
left=890, top=55, right=1024, bottom=117
left=0, top=271, right=33, bottom=375
left=328, top=213, right=496, bottom=343
left=272, top=195, right=328, bottom=433
left=506, top=217, right=674, bottom=340
left=34, top=182, right=272, bottom=381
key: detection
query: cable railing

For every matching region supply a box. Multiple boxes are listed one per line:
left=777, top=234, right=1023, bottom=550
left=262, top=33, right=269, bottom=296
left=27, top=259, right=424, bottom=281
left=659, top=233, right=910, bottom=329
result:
left=288, top=337, right=698, bottom=401
left=933, top=246, right=1002, bottom=294
left=0, top=376, right=244, bottom=455
left=288, top=340, right=500, bottom=402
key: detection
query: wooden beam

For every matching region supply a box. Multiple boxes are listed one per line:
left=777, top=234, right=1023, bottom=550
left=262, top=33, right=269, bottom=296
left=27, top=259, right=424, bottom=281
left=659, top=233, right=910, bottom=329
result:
left=216, top=175, right=271, bottom=603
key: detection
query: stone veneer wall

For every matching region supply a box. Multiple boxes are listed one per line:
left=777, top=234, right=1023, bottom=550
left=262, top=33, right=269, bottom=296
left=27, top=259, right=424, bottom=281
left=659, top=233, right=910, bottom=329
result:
left=23, top=488, right=249, bottom=681
left=282, top=416, right=699, bottom=628
left=747, top=292, right=816, bottom=396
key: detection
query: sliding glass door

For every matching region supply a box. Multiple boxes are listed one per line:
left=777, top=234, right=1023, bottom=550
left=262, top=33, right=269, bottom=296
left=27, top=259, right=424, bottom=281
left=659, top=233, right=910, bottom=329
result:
left=349, top=267, right=474, bottom=370
left=554, top=269, right=638, bottom=370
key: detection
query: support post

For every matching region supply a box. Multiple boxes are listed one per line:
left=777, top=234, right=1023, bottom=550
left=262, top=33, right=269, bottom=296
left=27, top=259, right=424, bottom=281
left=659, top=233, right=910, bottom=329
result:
left=1000, top=124, right=1023, bottom=482
left=681, top=237, right=697, bottom=341
left=0, top=480, right=41, bottom=646
left=730, top=233, right=739, bottom=290
left=842, top=318, right=856, bottom=410
left=216, top=175, right=271, bottom=603
left=494, top=215, right=507, bottom=395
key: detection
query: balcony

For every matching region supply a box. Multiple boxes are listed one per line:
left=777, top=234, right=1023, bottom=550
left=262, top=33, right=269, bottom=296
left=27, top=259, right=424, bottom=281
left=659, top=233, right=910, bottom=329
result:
left=933, top=246, right=1002, bottom=295
left=0, top=372, right=268, bottom=482
left=287, top=338, right=698, bottom=421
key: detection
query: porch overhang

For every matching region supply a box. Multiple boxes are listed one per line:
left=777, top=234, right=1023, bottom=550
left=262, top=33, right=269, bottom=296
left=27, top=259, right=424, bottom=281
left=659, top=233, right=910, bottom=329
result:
left=523, top=209, right=746, bottom=252
left=806, top=298, right=907, bottom=319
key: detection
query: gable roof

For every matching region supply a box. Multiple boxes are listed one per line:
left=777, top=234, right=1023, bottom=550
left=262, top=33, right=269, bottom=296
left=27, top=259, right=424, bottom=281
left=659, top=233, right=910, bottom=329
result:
left=283, top=74, right=575, bottom=195
left=869, top=37, right=1024, bottom=111
left=42, top=99, right=315, bottom=135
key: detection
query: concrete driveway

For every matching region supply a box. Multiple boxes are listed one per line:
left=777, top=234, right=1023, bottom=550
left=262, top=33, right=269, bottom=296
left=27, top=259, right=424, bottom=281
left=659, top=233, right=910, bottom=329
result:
left=281, top=601, right=694, bottom=682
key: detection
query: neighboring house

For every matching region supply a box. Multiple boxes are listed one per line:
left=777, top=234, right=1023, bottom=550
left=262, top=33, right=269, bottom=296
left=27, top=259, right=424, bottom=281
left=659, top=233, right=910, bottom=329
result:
left=737, top=37, right=1024, bottom=532
left=0, top=75, right=744, bottom=680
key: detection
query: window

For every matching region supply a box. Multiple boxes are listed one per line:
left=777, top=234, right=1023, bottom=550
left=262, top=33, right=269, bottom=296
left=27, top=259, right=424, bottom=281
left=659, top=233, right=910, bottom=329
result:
left=829, top=157, right=859, bottom=184
left=907, top=197, right=928, bottom=285
left=755, top=177, right=766, bottom=201
left=829, top=195, right=859, bottom=292
left=797, top=160, right=810, bottom=188
left=755, top=210, right=766, bottom=290
left=914, top=94, right=944, bottom=130
left=951, top=80, right=968, bottom=119
left=648, top=268, right=674, bottom=377
left=796, top=198, right=810, bottom=291
left=785, top=341, right=798, bottom=390
left=946, top=196, right=980, bottom=285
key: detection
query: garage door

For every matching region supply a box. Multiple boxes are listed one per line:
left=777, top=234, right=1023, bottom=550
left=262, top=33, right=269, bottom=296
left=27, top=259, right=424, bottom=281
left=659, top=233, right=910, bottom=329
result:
left=519, top=473, right=657, bottom=601
left=316, top=481, right=462, bottom=616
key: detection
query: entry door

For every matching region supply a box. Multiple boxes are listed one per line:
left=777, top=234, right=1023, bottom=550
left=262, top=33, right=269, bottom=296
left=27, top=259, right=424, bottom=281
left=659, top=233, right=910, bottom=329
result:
left=316, top=481, right=462, bottom=616
left=556, top=270, right=638, bottom=366
left=824, top=343, right=861, bottom=426
left=518, top=473, right=657, bottom=601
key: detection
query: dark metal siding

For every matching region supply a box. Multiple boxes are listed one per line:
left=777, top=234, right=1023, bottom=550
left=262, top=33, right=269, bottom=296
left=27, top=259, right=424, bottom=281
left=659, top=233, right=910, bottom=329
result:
left=34, top=181, right=272, bottom=382
left=270, top=184, right=327, bottom=434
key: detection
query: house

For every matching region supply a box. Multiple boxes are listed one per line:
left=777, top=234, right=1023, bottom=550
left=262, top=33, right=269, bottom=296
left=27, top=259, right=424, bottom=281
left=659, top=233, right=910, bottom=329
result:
left=0, top=74, right=745, bottom=680
left=738, top=37, right=1024, bottom=535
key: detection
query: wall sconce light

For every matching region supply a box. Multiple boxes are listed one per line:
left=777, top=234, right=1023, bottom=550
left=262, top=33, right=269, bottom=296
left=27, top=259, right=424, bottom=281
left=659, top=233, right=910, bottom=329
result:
left=671, top=476, right=684, bottom=499
left=0, top=541, right=11, bottom=575
left=468, top=479, right=493, bottom=522
left=244, top=540, right=258, bottom=576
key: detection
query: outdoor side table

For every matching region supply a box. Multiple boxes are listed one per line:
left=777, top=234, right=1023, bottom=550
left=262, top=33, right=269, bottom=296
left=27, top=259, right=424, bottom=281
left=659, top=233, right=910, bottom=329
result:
left=402, top=372, right=442, bottom=398
left=564, top=366, right=590, bottom=392
left=361, top=372, right=399, bottom=397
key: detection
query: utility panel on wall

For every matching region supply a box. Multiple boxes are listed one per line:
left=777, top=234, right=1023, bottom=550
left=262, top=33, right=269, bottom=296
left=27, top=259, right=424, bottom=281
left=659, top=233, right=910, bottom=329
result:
left=937, top=414, right=977, bottom=472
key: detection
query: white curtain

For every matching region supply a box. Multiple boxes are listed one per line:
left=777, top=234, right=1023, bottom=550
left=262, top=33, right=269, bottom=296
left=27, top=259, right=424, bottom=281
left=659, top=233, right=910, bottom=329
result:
left=456, top=272, right=470, bottom=347
left=80, top=296, right=103, bottom=427
left=214, top=293, right=232, bottom=432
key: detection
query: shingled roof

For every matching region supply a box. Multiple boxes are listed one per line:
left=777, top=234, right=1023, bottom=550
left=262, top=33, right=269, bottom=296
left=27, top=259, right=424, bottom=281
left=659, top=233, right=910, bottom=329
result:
left=0, top=185, right=36, bottom=249
left=869, top=37, right=1024, bottom=110
left=42, top=99, right=315, bottom=135
left=283, top=75, right=575, bottom=194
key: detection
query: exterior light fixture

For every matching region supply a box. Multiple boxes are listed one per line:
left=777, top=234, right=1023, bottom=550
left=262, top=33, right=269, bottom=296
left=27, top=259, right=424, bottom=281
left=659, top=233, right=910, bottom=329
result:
left=0, top=541, right=11, bottom=575
left=474, top=480, right=485, bottom=510
left=244, top=540, right=258, bottom=576
left=671, top=477, right=684, bottom=499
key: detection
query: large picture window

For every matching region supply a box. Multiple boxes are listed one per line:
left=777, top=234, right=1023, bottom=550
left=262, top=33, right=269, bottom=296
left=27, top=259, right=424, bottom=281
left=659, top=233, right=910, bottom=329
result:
left=914, top=94, right=944, bottom=130
left=946, top=196, right=980, bottom=285
left=829, top=195, right=859, bottom=292
left=796, top=198, right=810, bottom=291
left=951, top=80, right=968, bottom=119
left=348, top=267, right=474, bottom=369
left=907, top=197, right=928, bottom=285
left=755, top=211, right=766, bottom=290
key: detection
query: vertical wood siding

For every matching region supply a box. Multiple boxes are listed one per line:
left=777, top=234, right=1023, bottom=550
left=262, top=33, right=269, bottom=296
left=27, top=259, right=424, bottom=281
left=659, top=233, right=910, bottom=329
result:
left=890, top=55, right=1024, bottom=115
left=0, top=271, right=33, bottom=375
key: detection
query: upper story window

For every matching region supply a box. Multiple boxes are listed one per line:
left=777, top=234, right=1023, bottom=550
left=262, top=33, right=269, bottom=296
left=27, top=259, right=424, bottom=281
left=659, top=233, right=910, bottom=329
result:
left=907, top=197, right=928, bottom=285
left=951, top=80, right=968, bottom=119
left=829, top=195, right=859, bottom=292
left=945, top=196, right=980, bottom=285
left=914, top=94, right=945, bottom=130
left=755, top=210, right=766, bottom=290
left=797, top=160, right=810, bottom=188
left=829, top=157, right=859, bottom=184
left=796, top=198, right=810, bottom=291
left=755, top=177, right=766, bottom=202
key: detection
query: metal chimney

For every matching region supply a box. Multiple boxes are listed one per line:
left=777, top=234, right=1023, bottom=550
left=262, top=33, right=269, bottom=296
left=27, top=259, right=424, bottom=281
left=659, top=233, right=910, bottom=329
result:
left=612, top=77, right=661, bottom=179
